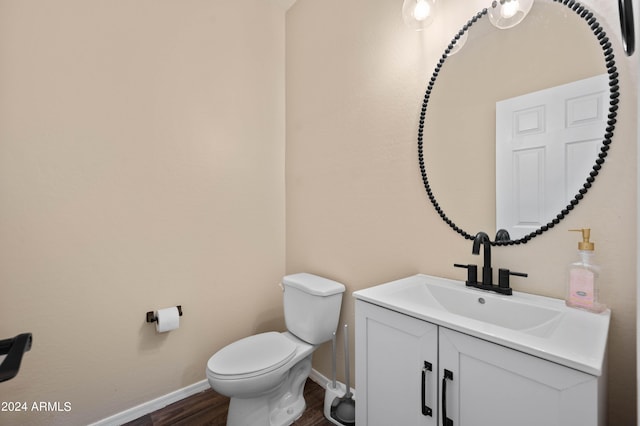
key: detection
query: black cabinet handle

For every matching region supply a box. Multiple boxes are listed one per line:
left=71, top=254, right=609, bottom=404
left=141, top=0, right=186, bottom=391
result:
left=421, top=361, right=432, bottom=416
left=442, top=369, right=453, bottom=426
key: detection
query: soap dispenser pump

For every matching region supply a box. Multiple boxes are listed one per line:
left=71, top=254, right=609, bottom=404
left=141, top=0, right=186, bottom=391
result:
left=565, top=228, right=605, bottom=313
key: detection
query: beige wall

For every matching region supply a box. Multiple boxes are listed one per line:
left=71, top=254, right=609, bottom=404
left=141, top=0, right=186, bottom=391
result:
left=0, top=0, right=636, bottom=425
left=0, top=1, right=286, bottom=425
left=286, top=0, right=637, bottom=424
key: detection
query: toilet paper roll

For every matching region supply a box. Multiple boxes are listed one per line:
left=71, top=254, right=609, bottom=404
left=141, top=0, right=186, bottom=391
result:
left=155, top=307, right=180, bottom=333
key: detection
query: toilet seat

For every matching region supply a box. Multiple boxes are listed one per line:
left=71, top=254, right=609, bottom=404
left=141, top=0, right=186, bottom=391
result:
left=207, top=332, right=297, bottom=380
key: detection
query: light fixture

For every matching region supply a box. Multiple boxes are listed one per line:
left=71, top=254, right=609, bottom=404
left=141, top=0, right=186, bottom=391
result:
left=488, top=0, right=533, bottom=29
left=402, top=0, right=437, bottom=31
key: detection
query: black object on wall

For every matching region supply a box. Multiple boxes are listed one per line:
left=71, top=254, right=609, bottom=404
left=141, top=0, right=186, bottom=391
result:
left=618, top=0, right=636, bottom=56
left=619, top=0, right=635, bottom=56
left=0, top=333, right=33, bottom=383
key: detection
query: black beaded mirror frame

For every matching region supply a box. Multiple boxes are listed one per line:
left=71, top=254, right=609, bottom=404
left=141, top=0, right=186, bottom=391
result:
left=417, top=0, right=619, bottom=246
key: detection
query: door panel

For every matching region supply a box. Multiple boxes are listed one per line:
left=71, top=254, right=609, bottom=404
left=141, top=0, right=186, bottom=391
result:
left=496, top=74, right=607, bottom=239
left=355, top=302, right=438, bottom=426
left=439, top=327, right=598, bottom=426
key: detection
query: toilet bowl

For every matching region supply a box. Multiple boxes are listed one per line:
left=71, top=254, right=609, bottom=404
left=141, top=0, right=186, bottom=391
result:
left=206, top=273, right=345, bottom=426
left=207, top=332, right=315, bottom=426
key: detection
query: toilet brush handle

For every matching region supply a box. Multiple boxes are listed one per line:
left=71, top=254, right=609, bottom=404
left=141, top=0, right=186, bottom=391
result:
left=331, top=331, right=337, bottom=388
left=343, top=324, right=352, bottom=398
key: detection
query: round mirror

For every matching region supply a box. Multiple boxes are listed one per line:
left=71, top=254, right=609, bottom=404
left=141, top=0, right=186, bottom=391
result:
left=418, top=0, right=619, bottom=245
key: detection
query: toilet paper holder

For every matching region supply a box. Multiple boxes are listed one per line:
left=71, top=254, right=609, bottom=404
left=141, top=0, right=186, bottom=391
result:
left=146, top=305, right=183, bottom=323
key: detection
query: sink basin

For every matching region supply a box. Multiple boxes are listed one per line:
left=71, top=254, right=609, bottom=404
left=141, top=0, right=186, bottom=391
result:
left=386, top=277, right=562, bottom=334
left=353, top=274, right=610, bottom=375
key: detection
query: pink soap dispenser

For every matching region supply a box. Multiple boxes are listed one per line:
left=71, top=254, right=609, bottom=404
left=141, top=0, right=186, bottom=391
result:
left=565, top=228, right=606, bottom=313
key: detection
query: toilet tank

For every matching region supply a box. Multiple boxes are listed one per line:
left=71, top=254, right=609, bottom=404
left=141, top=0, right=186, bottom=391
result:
left=282, top=273, right=345, bottom=345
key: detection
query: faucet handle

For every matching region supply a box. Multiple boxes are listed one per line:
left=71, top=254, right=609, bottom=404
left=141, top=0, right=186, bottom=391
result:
left=454, top=263, right=478, bottom=285
left=498, top=268, right=528, bottom=290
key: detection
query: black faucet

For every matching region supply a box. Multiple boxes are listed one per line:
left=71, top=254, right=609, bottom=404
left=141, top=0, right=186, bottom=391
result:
left=472, top=231, right=492, bottom=286
left=454, top=231, right=527, bottom=296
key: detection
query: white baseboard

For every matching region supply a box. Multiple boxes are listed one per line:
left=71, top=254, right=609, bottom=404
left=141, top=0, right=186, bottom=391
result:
left=308, top=368, right=355, bottom=397
left=309, top=367, right=331, bottom=387
left=90, top=368, right=353, bottom=426
left=88, top=379, right=210, bottom=426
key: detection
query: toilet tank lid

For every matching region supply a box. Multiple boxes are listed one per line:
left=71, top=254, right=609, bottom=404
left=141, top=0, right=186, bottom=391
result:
left=282, top=273, right=345, bottom=296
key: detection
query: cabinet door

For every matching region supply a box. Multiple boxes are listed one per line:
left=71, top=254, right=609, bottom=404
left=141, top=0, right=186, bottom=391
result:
left=439, top=327, right=601, bottom=426
left=355, top=301, right=438, bottom=426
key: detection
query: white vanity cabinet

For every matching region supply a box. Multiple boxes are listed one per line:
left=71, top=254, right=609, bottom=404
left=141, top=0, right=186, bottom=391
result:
left=355, top=300, right=606, bottom=426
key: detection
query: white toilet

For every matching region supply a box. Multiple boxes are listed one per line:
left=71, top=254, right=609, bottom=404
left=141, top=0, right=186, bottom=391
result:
left=206, top=273, right=345, bottom=426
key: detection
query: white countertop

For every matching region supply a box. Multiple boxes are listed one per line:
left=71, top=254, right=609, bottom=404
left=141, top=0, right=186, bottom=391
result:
left=353, top=274, right=610, bottom=376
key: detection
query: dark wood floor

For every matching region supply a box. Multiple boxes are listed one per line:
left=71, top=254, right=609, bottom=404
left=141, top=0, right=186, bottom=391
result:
left=123, top=378, right=334, bottom=426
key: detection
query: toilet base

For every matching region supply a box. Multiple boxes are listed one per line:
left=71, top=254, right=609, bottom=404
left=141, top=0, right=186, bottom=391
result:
left=226, top=355, right=312, bottom=426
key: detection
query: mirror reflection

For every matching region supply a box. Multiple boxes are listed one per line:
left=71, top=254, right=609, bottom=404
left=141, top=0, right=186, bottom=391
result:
left=420, top=1, right=614, bottom=243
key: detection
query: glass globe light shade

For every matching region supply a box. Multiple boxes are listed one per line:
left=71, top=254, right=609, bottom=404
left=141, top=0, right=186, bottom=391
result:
left=402, top=0, right=437, bottom=31
left=488, top=0, right=534, bottom=29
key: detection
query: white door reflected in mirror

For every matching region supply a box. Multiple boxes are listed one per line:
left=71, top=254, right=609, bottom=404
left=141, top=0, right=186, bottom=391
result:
left=496, top=74, right=608, bottom=240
